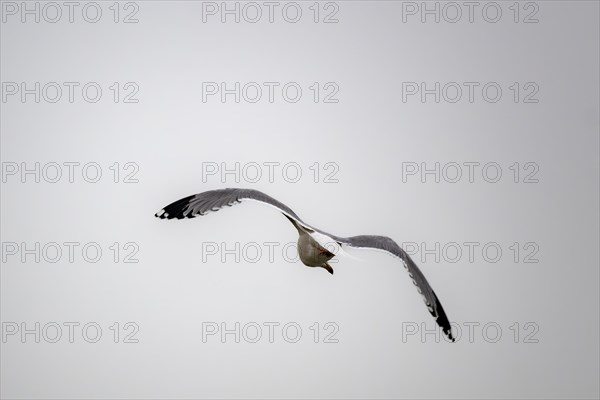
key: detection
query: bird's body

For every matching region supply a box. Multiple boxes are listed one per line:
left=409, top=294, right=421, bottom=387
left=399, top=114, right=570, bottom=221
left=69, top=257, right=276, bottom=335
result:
left=298, top=233, right=335, bottom=267
left=284, top=213, right=335, bottom=271
left=155, top=188, right=456, bottom=341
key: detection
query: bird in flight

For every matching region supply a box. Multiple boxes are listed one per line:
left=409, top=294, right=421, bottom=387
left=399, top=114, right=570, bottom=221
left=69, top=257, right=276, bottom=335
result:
left=155, top=188, right=455, bottom=342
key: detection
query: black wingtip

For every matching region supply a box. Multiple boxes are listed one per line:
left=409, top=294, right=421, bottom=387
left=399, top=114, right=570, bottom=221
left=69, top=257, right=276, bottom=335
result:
left=429, top=290, right=455, bottom=342
left=155, top=195, right=196, bottom=220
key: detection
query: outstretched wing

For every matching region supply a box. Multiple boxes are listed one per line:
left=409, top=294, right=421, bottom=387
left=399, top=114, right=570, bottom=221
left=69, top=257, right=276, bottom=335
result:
left=155, top=188, right=455, bottom=341
left=155, top=188, right=304, bottom=221
left=338, top=235, right=455, bottom=342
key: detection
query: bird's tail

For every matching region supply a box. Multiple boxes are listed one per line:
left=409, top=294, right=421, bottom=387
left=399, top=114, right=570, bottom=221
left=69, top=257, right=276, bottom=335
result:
left=282, top=213, right=310, bottom=234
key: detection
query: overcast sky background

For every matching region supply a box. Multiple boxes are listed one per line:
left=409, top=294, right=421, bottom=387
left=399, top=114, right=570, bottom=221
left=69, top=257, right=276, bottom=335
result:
left=1, top=1, right=599, bottom=399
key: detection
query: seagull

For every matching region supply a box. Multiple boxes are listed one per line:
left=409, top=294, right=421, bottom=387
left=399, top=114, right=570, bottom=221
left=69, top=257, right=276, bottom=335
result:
left=155, top=188, right=455, bottom=342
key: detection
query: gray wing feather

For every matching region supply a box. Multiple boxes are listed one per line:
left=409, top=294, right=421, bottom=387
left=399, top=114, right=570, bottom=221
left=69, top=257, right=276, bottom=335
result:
left=155, top=188, right=301, bottom=220
left=155, top=188, right=454, bottom=341
left=331, top=235, right=455, bottom=342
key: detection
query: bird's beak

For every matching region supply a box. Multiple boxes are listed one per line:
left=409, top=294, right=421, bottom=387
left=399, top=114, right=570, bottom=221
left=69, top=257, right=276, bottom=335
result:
left=322, top=263, right=334, bottom=275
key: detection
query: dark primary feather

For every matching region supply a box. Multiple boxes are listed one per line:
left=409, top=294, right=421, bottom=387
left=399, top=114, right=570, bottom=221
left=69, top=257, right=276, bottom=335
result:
left=155, top=188, right=455, bottom=341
